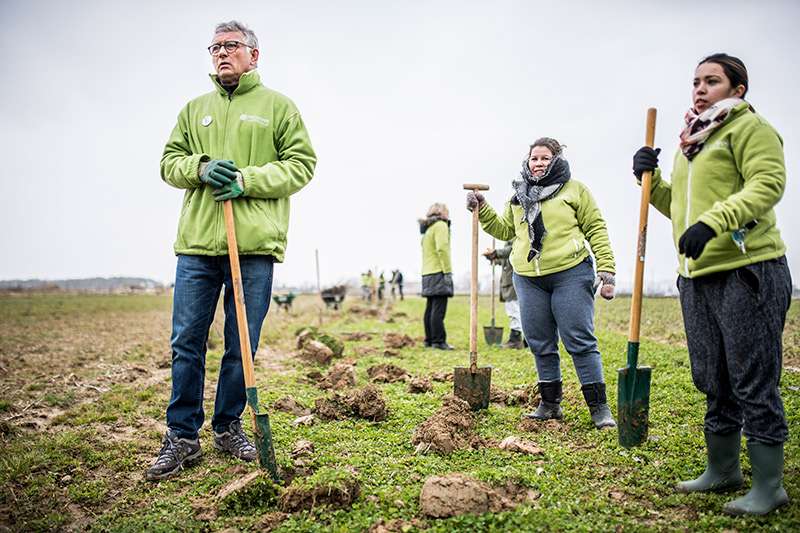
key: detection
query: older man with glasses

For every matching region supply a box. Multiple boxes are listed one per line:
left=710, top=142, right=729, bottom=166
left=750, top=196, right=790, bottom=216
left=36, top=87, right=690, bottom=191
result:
left=147, top=20, right=316, bottom=481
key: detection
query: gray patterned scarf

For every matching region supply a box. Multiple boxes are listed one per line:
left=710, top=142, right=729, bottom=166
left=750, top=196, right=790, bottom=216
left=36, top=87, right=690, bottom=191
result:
left=512, top=155, right=571, bottom=262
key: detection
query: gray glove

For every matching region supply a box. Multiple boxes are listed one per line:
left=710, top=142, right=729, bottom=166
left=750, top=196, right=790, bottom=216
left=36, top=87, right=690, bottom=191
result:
left=594, top=271, right=616, bottom=300
left=466, top=191, right=485, bottom=212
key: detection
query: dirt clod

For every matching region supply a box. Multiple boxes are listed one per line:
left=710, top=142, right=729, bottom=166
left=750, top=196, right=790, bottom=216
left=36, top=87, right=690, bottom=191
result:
left=430, top=371, right=453, bottom=382
left=517, top=417, right=567, bottom=433
left=498, top=436, right=544, bottom=455
left=411, top=396, right=486, bottom=454
left=367, top=364, right=409, bottom=383
left=419, top=474, right=539, bottom=518
left=383, top=333, right=415, bottom=349
left=279, top=467, right=360, bottom=512
left=316, top=363, right=356, bottom=390
left=342, top=332, right=373, bottom=341
left=273, top=396, right=311, bottom=416
left=383, top=349, right=399, bottom=357
left=314, top=385, right=388, bottom=422
left=216, top=471, right=280, bottom=515
left=299, top=340, right=334, bottom=365
left=292, top=414, right=316, bottom=427
left=408, top=376, right=433, bottom=394
left=490, top=386, right=533, bottom=406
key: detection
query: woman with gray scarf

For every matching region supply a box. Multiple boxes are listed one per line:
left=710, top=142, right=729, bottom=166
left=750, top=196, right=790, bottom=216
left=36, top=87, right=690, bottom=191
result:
left=467, top=138, right=617, bottom=429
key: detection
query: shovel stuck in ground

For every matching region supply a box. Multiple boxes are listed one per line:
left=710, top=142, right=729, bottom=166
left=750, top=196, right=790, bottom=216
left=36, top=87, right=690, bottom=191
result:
left=454, top=183, right=492, bottom=411
left=223, top=199, right=280, bottom=481
left=483, top=238, right=504, bottom=346
left=618, top=108, right=657, bottom=448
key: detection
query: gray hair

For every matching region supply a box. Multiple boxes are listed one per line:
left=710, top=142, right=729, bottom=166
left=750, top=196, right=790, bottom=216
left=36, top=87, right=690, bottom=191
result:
left=214, top=20, right=259, bottom=49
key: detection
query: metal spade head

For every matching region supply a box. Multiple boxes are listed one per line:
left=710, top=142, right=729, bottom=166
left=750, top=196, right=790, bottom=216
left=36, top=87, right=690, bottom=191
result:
left=617, top=348, right=652, bottom=449
left=483, top=325, right=504, bottom=346
left=453, top=366, right=492, bottom=411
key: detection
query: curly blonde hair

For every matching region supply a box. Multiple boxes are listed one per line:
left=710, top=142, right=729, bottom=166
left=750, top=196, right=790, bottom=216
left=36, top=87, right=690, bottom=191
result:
left=426, top=203, right=450, bottom=220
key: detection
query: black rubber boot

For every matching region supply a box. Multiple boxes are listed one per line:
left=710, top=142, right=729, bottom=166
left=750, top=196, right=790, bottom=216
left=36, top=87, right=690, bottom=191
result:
left=723, top=440, right=788, bottom=515
left=676, top=430, right=744, bottom=493
left=581, top=382, right=616, bottom=429
left=502, top=329, right=524, bottom=349
left=524, top=380, right=563, bottom=420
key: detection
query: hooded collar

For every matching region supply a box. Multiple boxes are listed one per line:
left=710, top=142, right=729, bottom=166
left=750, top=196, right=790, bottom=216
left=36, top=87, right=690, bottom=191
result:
left=209, top=69, right=261, bottom=97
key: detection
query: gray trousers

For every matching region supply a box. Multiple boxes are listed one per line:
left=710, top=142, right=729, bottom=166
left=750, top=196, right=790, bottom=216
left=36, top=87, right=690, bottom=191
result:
left=678, top=256, right=792, bottom=445
left=513, top=258, right=605, bottom=385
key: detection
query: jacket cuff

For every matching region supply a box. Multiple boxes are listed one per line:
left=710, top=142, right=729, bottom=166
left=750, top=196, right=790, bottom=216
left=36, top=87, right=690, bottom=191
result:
left=696, top=213, right=724, bottom=236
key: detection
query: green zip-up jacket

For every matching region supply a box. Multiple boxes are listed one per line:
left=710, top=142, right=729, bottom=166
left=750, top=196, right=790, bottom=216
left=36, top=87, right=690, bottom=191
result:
left=478, top=180, right=615, bottom=277
left=160, top=70, right=316, bottom=262
left=648, top=102, right=786, bottom=278
left=421, top=220, right=452, bottom=275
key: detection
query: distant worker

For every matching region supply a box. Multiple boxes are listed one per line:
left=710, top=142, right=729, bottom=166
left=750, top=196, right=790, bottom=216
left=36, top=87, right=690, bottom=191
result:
left=420, top=203, right=454, bottom=350
left=390, top=269, right=405, bottom=301
left=360, top=271, right=370, bottom=301
left=378, top=272, right=386, bottom=301
left=483, top=239, right=524, bottom=349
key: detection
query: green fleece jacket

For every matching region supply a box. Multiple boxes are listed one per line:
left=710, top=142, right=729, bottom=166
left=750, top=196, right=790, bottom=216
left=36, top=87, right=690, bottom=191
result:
left=160, top=70, right=316, bottom=261
left=478, top=180, right=615, bottom=277
left=421, top=220, right=453, bottom=275
left=649, top=102, right=786, bottom=278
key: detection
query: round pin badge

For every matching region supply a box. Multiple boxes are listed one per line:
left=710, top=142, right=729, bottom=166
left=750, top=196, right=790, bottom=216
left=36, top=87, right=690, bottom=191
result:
left=201, top=115, right=213, bottom=127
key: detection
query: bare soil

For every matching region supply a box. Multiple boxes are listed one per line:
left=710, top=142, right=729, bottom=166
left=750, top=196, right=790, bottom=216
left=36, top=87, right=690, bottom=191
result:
left=419, top=473, right=540, bottom=518
left=383, top=333, right=415, bottom=349
left=313, top=385, right=388, bottom=422
left=411, top=396, right=487, bottom=454
left=407, top=376, right=433, bottom=394
left=367, top=364, right=409, bottom=383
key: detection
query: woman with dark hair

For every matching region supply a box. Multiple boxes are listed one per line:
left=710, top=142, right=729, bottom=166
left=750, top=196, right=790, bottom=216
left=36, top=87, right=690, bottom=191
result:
left=467, top=138, right=617, bottom=429
left=632, top=53, right=791, bottom=516
left=420, top=203, right=454, bottom=350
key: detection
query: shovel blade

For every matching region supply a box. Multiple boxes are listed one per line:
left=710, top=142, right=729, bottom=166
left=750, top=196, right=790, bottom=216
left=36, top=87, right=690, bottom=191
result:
left=246, top=386, right=280, bottom=482
left=453, top=366, right=492, bottom=410
left=483, top=326, right=504, bottom=346
left=617, top=365, right=652, bottom=449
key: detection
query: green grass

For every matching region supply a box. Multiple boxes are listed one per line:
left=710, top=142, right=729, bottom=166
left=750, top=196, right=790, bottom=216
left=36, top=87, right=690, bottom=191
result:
left=0, top=293, right=798, bottom=531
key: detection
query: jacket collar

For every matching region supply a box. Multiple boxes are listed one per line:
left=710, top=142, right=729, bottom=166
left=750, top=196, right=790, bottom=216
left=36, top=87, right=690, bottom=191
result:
left=209, top=69, right=261, bottom=97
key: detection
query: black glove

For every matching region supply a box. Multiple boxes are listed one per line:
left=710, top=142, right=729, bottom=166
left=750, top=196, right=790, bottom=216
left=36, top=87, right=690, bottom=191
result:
left=632, top=146, right=661, bottom=180
left=678, top=222, right=716, bottom=259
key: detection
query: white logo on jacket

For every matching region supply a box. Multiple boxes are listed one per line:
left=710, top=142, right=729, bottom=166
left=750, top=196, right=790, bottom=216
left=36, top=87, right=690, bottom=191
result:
left=240, top=114, right=270, bottom=127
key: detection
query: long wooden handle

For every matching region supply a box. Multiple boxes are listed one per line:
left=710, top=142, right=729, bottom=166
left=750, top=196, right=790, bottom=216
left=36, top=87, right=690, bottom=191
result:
left=470, top=198, right=479, bottom=368
left=223, top=199, right=256, bottom=389
left=490, top=238, right=496, bottom=324
left=628, top=108, right=657, bottom=344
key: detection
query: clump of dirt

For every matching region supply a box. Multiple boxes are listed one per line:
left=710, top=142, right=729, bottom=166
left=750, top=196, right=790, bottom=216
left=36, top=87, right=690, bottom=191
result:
left=411, top=396, right=486, bottom=454
left=498, top=436, right=544, bottom=455
left=355, top=346, right=379, bottom=357
left=292, top=414, right=316, bottom=427
left=408, top=376, right=433, bottom=394
left=367, top=364, right=410, bottom=383
left=272, top=396, right=311, bottom=416
left=419, top=474, right=540, bottom=518
left=342, top=332, right=373, bottom=341
left=383, top=349, right=399, bottom=357
left=313, top=385, right=388, bottom=422
left=216, top=471, right=281, bottom=515
left=316, top=363, right=356, bottom=390
left=279, top=466, right=360, bottom=512
left=369, top=518, right=428, bottom=532
left=290, top=439, right=315, bottom=467
left=383, top=333, right=415, bottom=349
left=296, top=327, right=344, bottom=358
left=348, top=305, right=380, bottom=317
left=490, top=386, right=534, bottom=407
left=299, top=340, right=334, bottom=365
left=430, top=371, right=453, bottom=382
left=517, top=417, right=568, bottom=433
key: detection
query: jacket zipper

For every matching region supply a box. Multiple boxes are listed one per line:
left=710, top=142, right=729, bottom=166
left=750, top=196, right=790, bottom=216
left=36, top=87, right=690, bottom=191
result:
left=217, top=93, right=233, bottom=252
left=683, top=160, right=693, bottom=276
left=535, top=258, right=541, bottom=275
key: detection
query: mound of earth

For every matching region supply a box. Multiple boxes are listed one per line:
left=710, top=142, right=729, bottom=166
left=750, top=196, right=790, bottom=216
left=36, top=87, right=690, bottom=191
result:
left=272, top=396, right=311, bottom=416
left=517, top=417, right=568, bottom=433
left=408, top=376, right=433, bottom=394
left=367, top=363, right=409, bottom=383
left=498, top=436, right=544, bottom=455
left=383, top=332, right=415, bottom=349
left=411, top=396, right=487, bottom=454
left=313, top=385, right=388, bottom=422
left=296, top=327, right=345, bottom=358
left=342, top=332, right=373, bottom=341
left=430, top=371, right=453, bottom=382
left=348, top=305, right=380, bottom=317
left=279, top=467, right=360, bottom=512
left=419, top=473, right=540, bottom=518
left=316, top=363, right=356, bottom=390
left=490, top=386, right=534, bottom=406
left=298, top=340, right=334, bottom=365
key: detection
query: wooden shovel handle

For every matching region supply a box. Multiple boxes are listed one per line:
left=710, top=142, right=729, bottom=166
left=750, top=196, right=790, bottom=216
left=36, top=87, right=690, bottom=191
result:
left=223, top=199, right=256, bottom=389
left=463, top=183, right=490, bottom=369
left=628, top=108, right=657, bottom=343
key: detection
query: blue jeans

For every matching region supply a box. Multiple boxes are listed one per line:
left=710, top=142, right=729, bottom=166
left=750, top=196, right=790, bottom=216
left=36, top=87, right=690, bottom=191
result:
left=513, top=258, right=604, bottom=385
left=166, top=254, right=274, bottom=439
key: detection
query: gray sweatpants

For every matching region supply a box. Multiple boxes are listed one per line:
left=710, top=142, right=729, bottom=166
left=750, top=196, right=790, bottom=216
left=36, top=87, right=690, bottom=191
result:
left=678, top=256, right=792, bottom=445
left=513, top=258, right=605, bottom=385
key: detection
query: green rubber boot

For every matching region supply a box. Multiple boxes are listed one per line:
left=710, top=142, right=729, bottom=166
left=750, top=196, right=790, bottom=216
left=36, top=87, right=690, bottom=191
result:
left=723, top=441, right=789, bottom=515
left=676, top=431, right=744, bottom=493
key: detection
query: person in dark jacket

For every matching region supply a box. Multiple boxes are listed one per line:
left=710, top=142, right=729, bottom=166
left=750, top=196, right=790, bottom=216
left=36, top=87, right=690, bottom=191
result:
left=420, top=203, right=454, bottom=350
left=484, top=239, right=524, bottom=348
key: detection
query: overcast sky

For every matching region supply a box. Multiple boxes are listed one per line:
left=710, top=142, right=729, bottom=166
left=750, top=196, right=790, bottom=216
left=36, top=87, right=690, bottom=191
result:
left=1, top=0, right=798, bottom=291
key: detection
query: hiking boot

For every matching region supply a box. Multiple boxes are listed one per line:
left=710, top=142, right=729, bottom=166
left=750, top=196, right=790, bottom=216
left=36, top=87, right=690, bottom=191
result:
left=431, top=342, right=454, bottom=350
left=723, top=440, right=788, bottom=515
left=145, top=430, right=202, bottom=481
left=502, top=329, right=524, bottom=349
left=581, top=382, right=616, bottom=429
left=214, top=419, right=257, bottom=461
left=524, top=380, right=563, bottom=420
left=677, top=430, right=743, bottom=494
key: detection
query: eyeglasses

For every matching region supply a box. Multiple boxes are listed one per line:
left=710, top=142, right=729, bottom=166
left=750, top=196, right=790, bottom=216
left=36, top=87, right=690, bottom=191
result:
left=207, top=40, right=250, bottom=56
